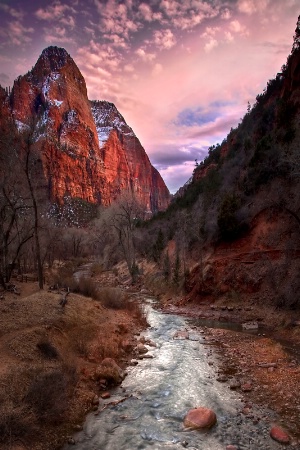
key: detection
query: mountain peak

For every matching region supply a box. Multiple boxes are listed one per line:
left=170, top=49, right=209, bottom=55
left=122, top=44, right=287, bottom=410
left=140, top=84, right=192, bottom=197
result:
left=32, top=46, right=75, bottom=77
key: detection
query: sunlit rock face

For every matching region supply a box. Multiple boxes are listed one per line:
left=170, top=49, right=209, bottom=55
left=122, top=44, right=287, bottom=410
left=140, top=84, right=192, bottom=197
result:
left=7, top=46, right=170, bottom=212
left=91, top=101, right=170, bottom=211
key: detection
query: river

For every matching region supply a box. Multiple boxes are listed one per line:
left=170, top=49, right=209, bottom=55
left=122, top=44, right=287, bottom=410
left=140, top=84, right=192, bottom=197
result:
left=63, top=297, right=289, bottom=450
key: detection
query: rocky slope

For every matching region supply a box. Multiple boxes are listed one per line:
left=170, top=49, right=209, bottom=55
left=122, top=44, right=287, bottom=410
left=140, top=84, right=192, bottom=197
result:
left=2, top=46, right=170, bottom=213
left=149, top=16, right=300, bottom=311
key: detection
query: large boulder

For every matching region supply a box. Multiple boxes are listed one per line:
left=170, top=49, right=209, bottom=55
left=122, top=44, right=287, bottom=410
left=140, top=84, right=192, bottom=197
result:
left=184, top=407, right=217, bottom=429
left=94, top=358, right=124, bottom=385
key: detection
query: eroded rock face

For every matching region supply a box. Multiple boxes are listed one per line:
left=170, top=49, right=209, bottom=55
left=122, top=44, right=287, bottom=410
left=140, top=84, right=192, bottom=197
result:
left=4, top=46, right=170, bottom=212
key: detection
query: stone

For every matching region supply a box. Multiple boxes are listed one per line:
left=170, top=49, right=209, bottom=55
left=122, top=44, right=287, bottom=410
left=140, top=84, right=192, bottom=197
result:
left=101, top=392, right=111, bottom=399
left=130, top=359, right=138, bottom=365
left=241, top=382, right=253, bottom=392
left=216, top=374, right=228, bottom=382
left=92, top=395, right=99, bottom=405
left=184, top=407, right=217, bottom=429
left=137, top=343, right=148, bottom=354
left=270, top=426, right=290, bottom=444
left=242, top=321, right=258, bottom=330
left=121, top=339, right=134, bottom=352
left=226, top=446, right=238, bottom=450
left=95, top=358, right=124, bottom=385
left=229, top=379, right=241, bottom=390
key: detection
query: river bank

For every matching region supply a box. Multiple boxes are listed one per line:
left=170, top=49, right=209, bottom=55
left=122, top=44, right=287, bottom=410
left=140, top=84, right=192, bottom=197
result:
left=160, top=299, right=300, bottom=447
left=64, top=297, right=296, bottom=450
left=0, top=280, right=147, bottom=450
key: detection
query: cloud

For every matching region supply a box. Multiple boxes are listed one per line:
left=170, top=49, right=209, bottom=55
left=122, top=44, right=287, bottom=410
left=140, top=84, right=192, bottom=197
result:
left=153, top=29, right=176, bottom=50
left=175, top=107, right=217, bottom=127
left=225, top=31, right=234, bottom=42
left=124, top=64, right=135, bottom=72
left=95, top=0, right=141, bottom=40
left=159, top=0, right=219, bottom=30
left=138, top=3, right=153, bottom=22
left=221, top=8, right=232, bottom=20
left=237, top=0, right=270, bottom=15
left=138, top=3, right=163, bottom=22
left=135, top=48, right=156, bottom=62
left=35, top=1, right=76, bottom=27
left=204, top=38, right=218, bottom=53
left=44, top=26, right=75, bottom=44
left=229, top=20, right=248, bottom=35
left=75, top=40, right=126, bottom=100
left=7, top=21, right=34, bottom=46
left=152, top=63, right=163, bottom=76
left=104, top=33, right=128, bottom=48
left=201, top=26, right=220, bottom=38
left=0, top=72, right=9, bottom=85
left=0, top=4, right=24, bottom=20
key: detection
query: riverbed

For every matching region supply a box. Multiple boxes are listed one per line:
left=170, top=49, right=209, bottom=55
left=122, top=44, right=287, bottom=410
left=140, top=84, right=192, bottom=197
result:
left=63, top=297, right=293, bottom=450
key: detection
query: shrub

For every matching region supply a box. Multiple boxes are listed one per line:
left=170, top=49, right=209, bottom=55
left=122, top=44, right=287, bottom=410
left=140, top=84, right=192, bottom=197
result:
left=71, top=325, right=97, bottom=356
left=0, top=401, right=33, bottom=444
left=74, top=276, right=99, bottom=298
left=25, top=366, right=77, bottom=424
left=98, top=287, right=126, bottom=309
left=36, top=338, right=59, bottom=359
left=126, top=300, right=148, bottom=327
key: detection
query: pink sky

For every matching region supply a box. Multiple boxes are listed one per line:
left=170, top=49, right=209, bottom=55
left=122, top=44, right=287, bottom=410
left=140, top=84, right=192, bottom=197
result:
left=0, top=0, right=299, bottom=192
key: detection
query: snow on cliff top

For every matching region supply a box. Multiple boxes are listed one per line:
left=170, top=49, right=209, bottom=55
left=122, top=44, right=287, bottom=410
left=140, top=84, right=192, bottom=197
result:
left=91, top=100, right=135, bottom=146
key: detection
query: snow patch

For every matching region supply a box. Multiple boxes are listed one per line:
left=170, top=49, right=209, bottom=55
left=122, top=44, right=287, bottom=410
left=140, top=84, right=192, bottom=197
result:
left=42, top=72, right=60, bottom=98
left=91, top=100, right=135, bottom=147
left=52, top=99, right=63, bottom=107
left=15, top=120, right=30, bottom=133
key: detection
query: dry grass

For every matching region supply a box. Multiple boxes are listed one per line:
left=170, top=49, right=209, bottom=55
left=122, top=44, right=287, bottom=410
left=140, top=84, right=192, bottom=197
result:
left=0, top=285, right=146, bottom=450
left=97, top=286, right=126, bottom=308
left=25, top=363, right=77, bottom=425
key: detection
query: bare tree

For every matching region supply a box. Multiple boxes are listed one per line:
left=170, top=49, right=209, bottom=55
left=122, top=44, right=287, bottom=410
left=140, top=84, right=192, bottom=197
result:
left=97, top=194, right=144, bottom=282
left=20, top=124, right=45, bottom=289
left=0, top=124, right=34, bottom=287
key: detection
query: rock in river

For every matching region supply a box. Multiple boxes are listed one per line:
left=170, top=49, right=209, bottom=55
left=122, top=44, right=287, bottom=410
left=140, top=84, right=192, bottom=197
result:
left=270, top=425, right=290, bottom=444
left=184, top=407, right=217, bottom=429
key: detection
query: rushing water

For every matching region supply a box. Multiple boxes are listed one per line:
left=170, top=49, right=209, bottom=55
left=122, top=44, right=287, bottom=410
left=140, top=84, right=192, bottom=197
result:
left=64, top=298, right=290, bottom=450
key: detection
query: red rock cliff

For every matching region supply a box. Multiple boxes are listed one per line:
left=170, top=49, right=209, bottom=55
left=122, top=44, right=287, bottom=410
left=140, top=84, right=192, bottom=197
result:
left=7, top=46, right=170, bottom=212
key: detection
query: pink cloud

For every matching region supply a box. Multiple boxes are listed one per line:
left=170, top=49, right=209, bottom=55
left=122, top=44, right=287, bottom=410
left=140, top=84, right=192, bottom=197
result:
left=135, top=48, right=156, bottom=62
left=7, top=21, right=34, bottom=45
left=0, top=4, right=24, bottom=20
left=35, top=1, right=76, bottom=24
left=95, top=0, right=141, bottom=39
left=44, top=26, right=75, bottom=44
left=153, top=29, right=176, bottom=49
left=159, top=0, right=219, bottom=30
left=204, top=38, right=218, bottom=53
left=152, top=63, right=163, bottom=76
left=238, top=0, right=270, bottom=15
left=138, top=3, right=153, bottom=22
left=229, top=20, right=248, bottom=35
